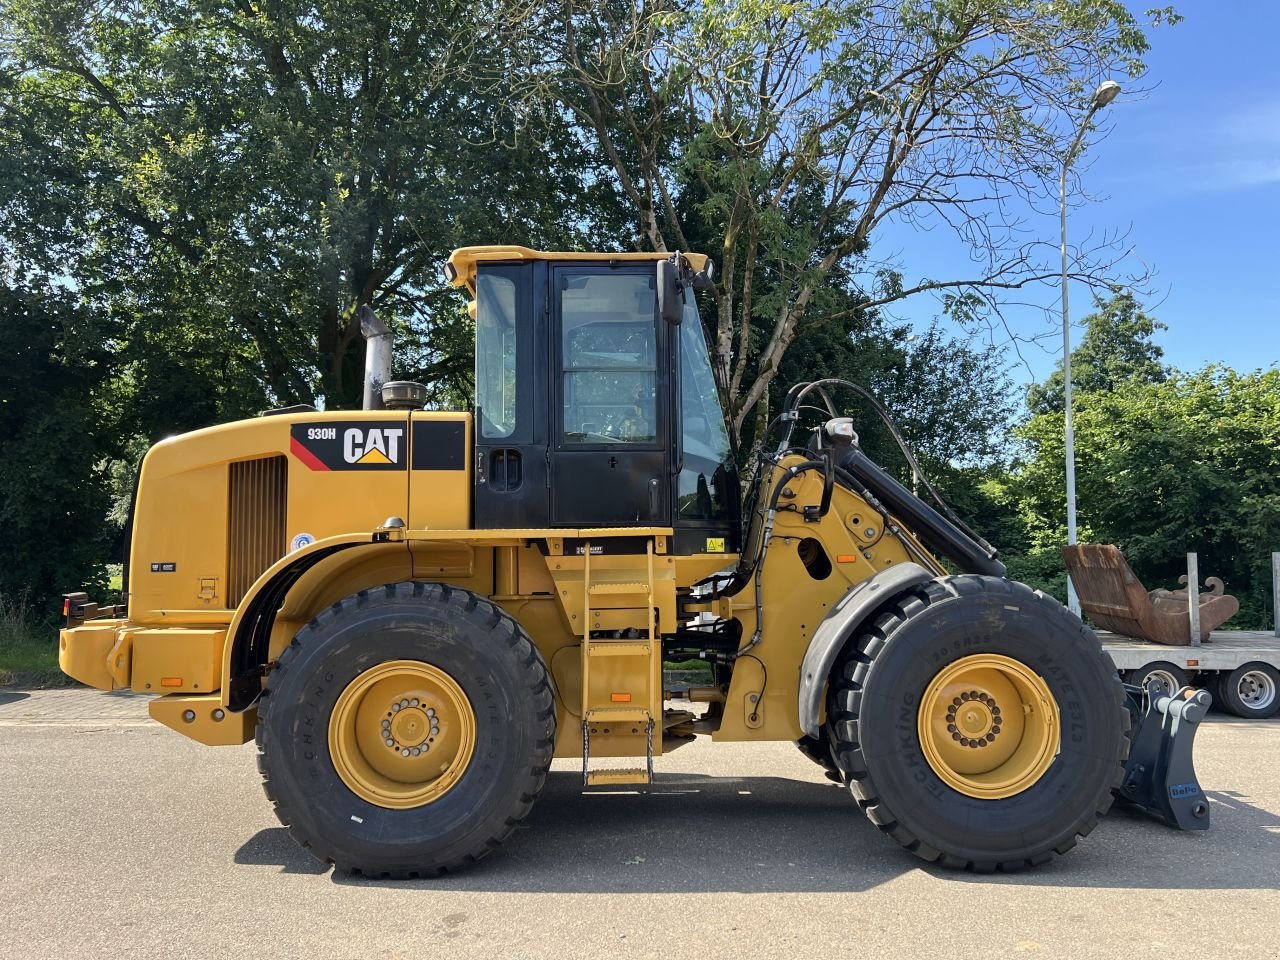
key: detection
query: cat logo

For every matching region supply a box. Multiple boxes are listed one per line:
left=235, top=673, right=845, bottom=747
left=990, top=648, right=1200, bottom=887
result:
left=289, top=422, right=407, bottom=472
left=344, top=427, right=402, bottom=465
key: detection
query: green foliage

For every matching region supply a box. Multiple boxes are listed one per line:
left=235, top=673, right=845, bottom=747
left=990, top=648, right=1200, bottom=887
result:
left=774, top=315, right=1016, bottom=480
left=0, top=0, right=603, bottom=416
left=532, top=0, right=1168, bottom=446
left=1028, top=290, right=1168, bottom=414
left=1015, top=367, right=1280, bottom=626
left=0, top=592, right=73, bottom=686
left=0, top=280, right=119, bottom=618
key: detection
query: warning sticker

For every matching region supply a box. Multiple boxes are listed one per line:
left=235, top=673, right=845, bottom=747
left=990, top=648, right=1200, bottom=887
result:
left=289, top=423, right=407, bottom=472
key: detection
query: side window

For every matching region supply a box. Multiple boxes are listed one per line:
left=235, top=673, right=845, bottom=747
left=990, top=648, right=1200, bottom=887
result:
left=561, top=274, right=658, bottom=444
left=677, top=303, right=734, bottom=520
left=476, top=271, right=518, bottom=440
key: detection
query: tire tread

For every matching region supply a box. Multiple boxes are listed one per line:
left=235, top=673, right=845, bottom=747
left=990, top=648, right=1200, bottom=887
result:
left=825, top=576, right=1130, bottom=872
left=256, top=580, right=556, bottom=878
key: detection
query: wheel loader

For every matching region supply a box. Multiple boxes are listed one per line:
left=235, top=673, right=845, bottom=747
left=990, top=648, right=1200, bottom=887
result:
left=59, top=246, right=1210, bottom=877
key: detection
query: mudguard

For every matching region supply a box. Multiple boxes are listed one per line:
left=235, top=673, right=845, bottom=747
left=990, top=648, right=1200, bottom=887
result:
left=797, top=562, right=934, bottom=738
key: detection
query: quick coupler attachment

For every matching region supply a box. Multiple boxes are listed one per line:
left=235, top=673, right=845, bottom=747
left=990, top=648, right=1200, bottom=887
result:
left=1115, top=680, right=1212, bottom=831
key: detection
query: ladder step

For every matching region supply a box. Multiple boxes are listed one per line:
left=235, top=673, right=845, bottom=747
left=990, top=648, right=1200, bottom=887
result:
left=586, top=641, right=652, bottom=658
left=585, top=707, right=652, bottom=724
left=585, top=768, right=651, bottom=786
left=587, top=581, right=650, bottom=595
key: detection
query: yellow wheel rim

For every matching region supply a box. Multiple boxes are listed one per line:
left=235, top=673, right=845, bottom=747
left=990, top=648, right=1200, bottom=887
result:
left=917, top=653, right=1060, bottom=800
left=328, top=659, right=476, bottom=809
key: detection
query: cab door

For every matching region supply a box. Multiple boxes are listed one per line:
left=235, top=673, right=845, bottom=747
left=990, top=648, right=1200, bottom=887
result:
left=549, top=265, right=672, bottom=527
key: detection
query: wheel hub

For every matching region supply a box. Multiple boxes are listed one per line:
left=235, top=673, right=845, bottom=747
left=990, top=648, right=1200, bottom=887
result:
left=918, top=654, right=1060, bottom=800
left=1238, top=670, right=1276, bottom=709
left=946, top=690, right=1003, bottom=747
left=329, top=660, right=476, bottom=809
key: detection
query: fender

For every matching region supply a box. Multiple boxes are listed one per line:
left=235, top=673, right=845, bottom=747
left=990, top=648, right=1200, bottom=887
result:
left=220, top=534, right=402, bottom=711
left=797, top=562, right=934, bottom=738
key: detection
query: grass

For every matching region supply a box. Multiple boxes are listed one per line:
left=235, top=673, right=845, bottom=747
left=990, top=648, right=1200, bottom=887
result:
left=0, top=595, right=76, bottom=688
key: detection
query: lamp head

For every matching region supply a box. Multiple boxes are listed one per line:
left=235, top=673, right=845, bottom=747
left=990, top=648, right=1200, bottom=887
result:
left=1091, top=80, right=1121, bottom=110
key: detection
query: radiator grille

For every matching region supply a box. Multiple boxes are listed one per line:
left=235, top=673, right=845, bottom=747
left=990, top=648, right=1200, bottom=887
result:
left=227, top=455, right=288, bottom=606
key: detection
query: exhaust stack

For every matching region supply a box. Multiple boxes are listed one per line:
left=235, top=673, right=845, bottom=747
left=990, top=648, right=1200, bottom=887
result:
left=359, top=305, right=392, bottom=411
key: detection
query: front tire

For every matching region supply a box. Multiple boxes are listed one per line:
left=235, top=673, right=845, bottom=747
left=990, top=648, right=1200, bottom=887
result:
left=795, top=731, right=841, bottom=782
left=826, top=576, right=1129, bottom=871
left=257, top=581, right=556, bottom=877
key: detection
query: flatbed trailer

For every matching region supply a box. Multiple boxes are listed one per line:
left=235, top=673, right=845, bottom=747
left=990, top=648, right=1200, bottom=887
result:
left=1100, top=631, right=1280, bottom=720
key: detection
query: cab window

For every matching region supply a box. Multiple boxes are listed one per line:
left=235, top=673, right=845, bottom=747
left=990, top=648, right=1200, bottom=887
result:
left=560, top=274, right=658, bottom=444
left=476, top=270, right=518, bottom=440
left=677, top=300, right=735, bottom=520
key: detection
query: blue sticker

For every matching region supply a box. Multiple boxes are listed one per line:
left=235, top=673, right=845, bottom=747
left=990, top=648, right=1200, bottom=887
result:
left=290, top=532, right=316, bottom=552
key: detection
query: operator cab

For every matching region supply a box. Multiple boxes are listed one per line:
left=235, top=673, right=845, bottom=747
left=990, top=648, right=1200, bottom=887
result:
left=447, top=246, right=739, bottom=555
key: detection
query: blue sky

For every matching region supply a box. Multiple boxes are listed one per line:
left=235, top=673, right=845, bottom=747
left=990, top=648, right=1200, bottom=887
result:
left=878, top=1, right=1280, bottom=388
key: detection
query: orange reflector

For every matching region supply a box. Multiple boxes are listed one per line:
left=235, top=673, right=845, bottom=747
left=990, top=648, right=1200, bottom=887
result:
left=62, top=599, right=70, bottom=615
left=1187, top=659, right=1199, bottom=667
left=610, top=692, right=632, bottom=703
left=836, top=554, right=856, bottom=563
left=160, top=677, right=184, bottom=688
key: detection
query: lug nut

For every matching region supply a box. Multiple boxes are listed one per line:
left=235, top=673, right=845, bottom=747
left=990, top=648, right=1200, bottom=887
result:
left=182, top=710, right=196, bottom=723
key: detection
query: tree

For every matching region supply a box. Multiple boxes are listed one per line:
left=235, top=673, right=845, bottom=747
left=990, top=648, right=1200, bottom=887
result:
left=503, top=0, right=1173, bottom=449
left=0, top=279, right=120, bottom=615
left=1027, top=288, right=1167, bottom=414
left=1014, top=367, right=1280, bottom=626
left=0, top=0, right=604, bottom=415
left=775, top=316, right=1015, bottom=478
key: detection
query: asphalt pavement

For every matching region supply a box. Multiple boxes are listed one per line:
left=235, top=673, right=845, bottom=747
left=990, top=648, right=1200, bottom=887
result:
left=1, top=687, right=1277, bottom=960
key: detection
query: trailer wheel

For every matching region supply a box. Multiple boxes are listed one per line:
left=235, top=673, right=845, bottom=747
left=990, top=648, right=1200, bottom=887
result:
left=795, top=731, right=841, bottom=782
left=257, top=581, right=556, bottom=877
left=825, top=575, right=1128, bottom=871
left=1124, top=661, right=1189, bottom=694
left=1216, top=662, right=1280, bottom=719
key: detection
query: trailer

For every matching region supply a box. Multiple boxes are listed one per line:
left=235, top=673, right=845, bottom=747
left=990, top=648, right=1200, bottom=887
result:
left=1064, top=549, right=1280, bottom=721
left=1101, top=632, right=1280, bottom=720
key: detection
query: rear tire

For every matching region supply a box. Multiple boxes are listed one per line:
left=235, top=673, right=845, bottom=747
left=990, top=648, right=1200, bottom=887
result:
left=257, top=581, right=556, bottom=877
left=826, top=576, right=1129, bottom=871
left=1124, top=661, right=1189, bottom=694
left=1216, top=662, right=1280, bottom=719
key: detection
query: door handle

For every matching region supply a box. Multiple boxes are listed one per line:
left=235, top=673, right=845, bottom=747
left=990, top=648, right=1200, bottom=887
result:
left=648, top=478, right=660, bottom=516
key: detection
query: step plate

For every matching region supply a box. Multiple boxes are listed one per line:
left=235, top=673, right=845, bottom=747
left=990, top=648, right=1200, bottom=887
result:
left=586, top=642, right=652, bottom=658
left=585, top=768, right=651, bottom=786
left=585, top=707, right=652, bottom=725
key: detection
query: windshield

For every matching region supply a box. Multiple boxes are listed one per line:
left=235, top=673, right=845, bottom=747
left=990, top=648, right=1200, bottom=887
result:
left=678, top=297, right=735, bottom=521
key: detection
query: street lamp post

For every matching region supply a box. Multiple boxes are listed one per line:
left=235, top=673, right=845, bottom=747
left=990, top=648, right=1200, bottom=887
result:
left=1062, top=80, right=1120, bottom=617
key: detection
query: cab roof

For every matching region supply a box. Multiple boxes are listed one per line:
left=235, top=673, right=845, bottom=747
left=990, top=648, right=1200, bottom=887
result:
left=446, top=246, right=709, bottom=292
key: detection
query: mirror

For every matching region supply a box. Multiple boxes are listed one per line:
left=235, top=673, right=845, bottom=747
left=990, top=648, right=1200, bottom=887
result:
left=693, top=259, right=715, bottom=291
left=657, top=259, right=685, bottom=324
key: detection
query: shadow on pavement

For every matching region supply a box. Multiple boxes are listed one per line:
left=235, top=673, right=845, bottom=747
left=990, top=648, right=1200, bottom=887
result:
left=234, top=770, right=1280, bottom=893
left=0, top=691, right=31, bottom=707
